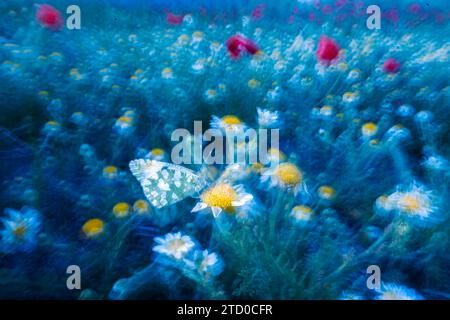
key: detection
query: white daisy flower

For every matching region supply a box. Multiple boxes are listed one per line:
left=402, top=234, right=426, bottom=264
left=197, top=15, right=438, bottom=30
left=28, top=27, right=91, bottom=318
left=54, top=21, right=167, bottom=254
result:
left=153, top=232, right=195, bottom=260
left=1, top=207, right=42, bottom=253
left=290, top=205, right=314, bottom=223
left=376, top=283, right=424, bottom=300
left=257, top=108, right=281, bottom=128
left=261, top=162, right=304, bottom=195
left=210, top=115, right=245, bottom=134
left=184, top=250, right=224, bottom=276
left=388, top=184, right=435, bottom=220
left=145, top=148, right=166, bottom=161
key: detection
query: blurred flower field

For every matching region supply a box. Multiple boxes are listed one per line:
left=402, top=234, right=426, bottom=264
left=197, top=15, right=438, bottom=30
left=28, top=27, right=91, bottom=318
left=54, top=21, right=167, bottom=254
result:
left=0, top=0, right=449, bottom=299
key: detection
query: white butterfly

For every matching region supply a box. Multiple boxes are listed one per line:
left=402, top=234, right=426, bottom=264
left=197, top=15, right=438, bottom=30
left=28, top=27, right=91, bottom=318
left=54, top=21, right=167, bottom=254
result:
left=129, top=159, right=207, bottom=208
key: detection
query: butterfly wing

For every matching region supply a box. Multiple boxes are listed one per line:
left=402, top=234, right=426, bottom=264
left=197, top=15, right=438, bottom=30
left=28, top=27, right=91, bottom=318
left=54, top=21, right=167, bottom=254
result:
left=129, top=159, right=206, bottom=208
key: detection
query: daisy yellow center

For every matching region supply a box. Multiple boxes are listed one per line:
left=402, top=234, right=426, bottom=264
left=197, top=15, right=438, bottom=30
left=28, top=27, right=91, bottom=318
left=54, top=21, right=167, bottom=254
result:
left=293, top=205, right=312, bottom=214
left=274, top=163, right=302, bottom=186
left=82, top=219, right=104, bottom=237
left=399, top=195, right=421, bottom=212
left=207, top=89, right=217, bottom=97
left=200, top=183, right=237, bottom=209
left=167, top=239, right=185, bottom=251
left=193, top=31, right=203, bottom=38
left=134, top=200, right=150, bottom=213
left=103, top=166, right=117, bottom=174
left=222, top=115, right=241, bottom=125
left=252, top=163, right=264, bottom=171
left=118, top=116, right=133, bottom=123
left=318, top=186, right=336, bottom=199
left=46, top=121, right=60, bottom=127
left=248, top=79, right=261, bottom=88
left=13, top=225, right=27, bottom=238
left=151, top=148, right=164, bottom=156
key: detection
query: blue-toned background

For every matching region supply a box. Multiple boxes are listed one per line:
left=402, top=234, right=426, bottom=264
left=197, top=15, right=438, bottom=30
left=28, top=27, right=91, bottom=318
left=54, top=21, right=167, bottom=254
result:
left=0, top=0, right=449, bottom=299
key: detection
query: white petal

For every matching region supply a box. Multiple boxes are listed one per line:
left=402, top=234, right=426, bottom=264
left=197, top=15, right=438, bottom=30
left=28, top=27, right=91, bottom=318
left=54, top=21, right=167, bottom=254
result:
left=211, top=206, right=222, bottom=218
left=191, top=202, right=208, bottom=212
left=240, top=193, right=254, bottom=203
left=231, top=200, right=244, bottom=207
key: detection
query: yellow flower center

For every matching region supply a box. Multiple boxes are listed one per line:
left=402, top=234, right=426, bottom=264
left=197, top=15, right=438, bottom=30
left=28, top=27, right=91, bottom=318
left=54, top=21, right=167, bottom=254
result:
left=133, top=199, right=150, bottom=214
left=103, top=166, right=118, bottom=174
left=112, top=202, right=131, bottom=218
left=13, top=225, right=27, bottom=238
left=251, top=163, right=264, bottom=171
left=222, top=115, right=241, bottom=125
left=82, top=219, right=104, bottom=237
left=118, top=116, right=133, bottom=124
left=293, top=205, right=312, bottom=214
left=46, top=120, right=60, bottom=127
left=193, top=31, right=204, bottom=38
left=151, top=148, right=164, bottom=156
left=399, top=195, right=421, bottom=212
left=207, top=89, right=217, bottom=97
left=167, top=239, right=185, bottom=251
left=318, top=185, right=336, bottom=200
left=274, top=163, right=302, bottom=186
left=200, top=183, right=237, bottom=209
left=248, top=79, right=261, bottom=88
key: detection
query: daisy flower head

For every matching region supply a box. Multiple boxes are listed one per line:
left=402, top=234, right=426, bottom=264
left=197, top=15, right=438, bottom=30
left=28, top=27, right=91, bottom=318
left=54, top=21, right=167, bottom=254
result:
left=384, top=124, right=411, bottom=144
left=422, top=153, right=449, bottom=172
left=191, top=183, right=253, bottom=218
left=342, top=91, right=360, bottom=106
left=346, top=68, right=362, bottom=83
left=185, top=249, right=224, bottom=277
left=43, top=120, right=61, bottom=135
left=103, top=165, right=118, bottom=180
left=1, top=207, right=42, bottom=253
left=290, top=205, right=314, bottom=224
left=145, top=148, right=166, bottom=161
left=387, top=184, right=437, bottom=224
left=318, top=185, right=336, bottom=201
left=153, top=232, right=195, bottom=260
left=114, top=115, right=135, bottom=136
left=203, top=89, right=219, bottom=103
left=210, top=115, right=245, bottom=134
left=257, top=108, right=282, bottom=128
left=82, top=218, right=105, bottom=238
left=374, top=194, right=395, bottom=215
left=161, top=67, right=174, bottom=80
left=70, top=111, right=88, bottom=126
left=361, top=122, right=378, bottom=138
left=376, top=282, right=424, bottom=300
left=261, top=162, right=304, bottom=195
left=133, top=199, right=151, bottom=215
left=112, top=202, right=131, bottom=218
